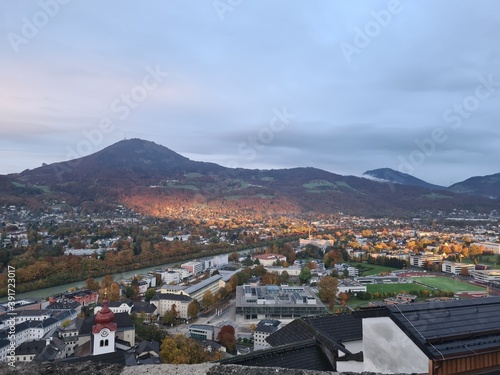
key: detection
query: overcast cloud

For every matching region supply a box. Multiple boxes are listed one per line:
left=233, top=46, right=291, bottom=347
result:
left=1, top=0, right=499, bottom=186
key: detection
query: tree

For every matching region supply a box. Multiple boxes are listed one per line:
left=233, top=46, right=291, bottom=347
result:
left=317, top=276, right=338, bottom=306
left=202, top=290, right=215, bottom=310
left=107, top=282, right=121, bottom=302
left=338, top=292, right=349, bottom=306
left=160, top=334, right=223, bottom=364
left=299, top=266, right=312, bottom=284
left=85, top=277, right=99, bottom=291
left=145, top=288, right=156, bottom=302
left=469, top=244, right=483, bottom=259
left=187, top=300, right=199, bottom=319
left=460, top=267, right=469, bottom=277
left=217, top=325, right=236, bottom=353
left=278, top=270, right=289, bottom=285
left=229, top=252, right=240, bottom=262
left=162, top=304, right=179, bottom=325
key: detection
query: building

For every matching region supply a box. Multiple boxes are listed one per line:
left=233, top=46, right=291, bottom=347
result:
left=354, top=297, right=500, bottom=375
left=94, top=300, right=133, bottom=315
left=150, top=293, right=193, bottom=320
left=201, top=254, right=229, bottom=270
left=235, top=285, right=325, bottom=323
left=183, top=275, right=225, bottom=303
left=335, top=264, right=359, bottom=277
left=76, top=306, right=135, bottom=357
left=264, top=266, right=301, bottom=276
left=299, top=238, right=335, bottom=249
left=470, top=269, right=500, bottom=284
left=223, top=314, right=363, bottom=372
left=49, top=289, right=98, bottom=306
left=409, top=253, right=443, bottom=267
left=337, top=280, right=367, bottom=296
left=472, top=242, right=500, bottom=254
left=161, top=271, right=181, bottom=285
left=253, top=319, right=281, bottom=351
left=355, top=276, right=403, bottom=284
left=189, top=324, right=214, bottom=341
left=441, top=261, right=475, bottom=275
left=251, top=254, right=287, bottom=267
left=157, top=275, right=225, bottom=305
left=181, top=261, right=203, bottom=275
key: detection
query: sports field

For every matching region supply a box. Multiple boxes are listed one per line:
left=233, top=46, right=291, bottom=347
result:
left=411, top=276, right=486, bottom=292
left=366, top=283, right=430, bottom=294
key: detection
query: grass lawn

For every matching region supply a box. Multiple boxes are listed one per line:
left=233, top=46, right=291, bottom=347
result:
left=366, top=283, right=430, bottom=294
left=348, top=262, right=400, bottom=276
left=475, top=256, right=500, bottom=270
left=345, top=299, right=370, bottom=309
left=412, top=276, right=486, bottom=292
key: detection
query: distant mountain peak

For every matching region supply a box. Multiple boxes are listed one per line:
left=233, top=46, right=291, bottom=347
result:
left=363, top=168, right=446, bottom=190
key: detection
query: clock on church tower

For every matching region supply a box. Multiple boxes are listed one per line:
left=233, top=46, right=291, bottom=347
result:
left=91, top=297, right=117, bottom=356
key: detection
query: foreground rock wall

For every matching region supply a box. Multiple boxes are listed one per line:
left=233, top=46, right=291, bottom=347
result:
left=0, top=362, right=423, bottom=375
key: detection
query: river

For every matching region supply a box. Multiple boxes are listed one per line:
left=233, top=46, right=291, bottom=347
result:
left=2, top=248, right=259, bottom=302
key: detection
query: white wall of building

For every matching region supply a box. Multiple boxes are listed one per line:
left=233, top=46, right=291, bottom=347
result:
left=337, top=340, right=364, bottom=373
left=363, top=317, right=428, bottom=374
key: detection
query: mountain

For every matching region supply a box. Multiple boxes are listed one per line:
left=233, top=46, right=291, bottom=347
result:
left=2, top=139, right=500, bottom=218
left=448, top=173, right=500, bottom=199
left=363, top=168, right=446, bottom=191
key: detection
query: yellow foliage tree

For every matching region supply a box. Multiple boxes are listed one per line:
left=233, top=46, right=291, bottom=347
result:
left=160, top=334, right=223, bottom=364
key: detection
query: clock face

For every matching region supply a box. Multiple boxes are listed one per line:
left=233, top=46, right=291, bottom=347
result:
left=101, top=328, right=110, bottom=337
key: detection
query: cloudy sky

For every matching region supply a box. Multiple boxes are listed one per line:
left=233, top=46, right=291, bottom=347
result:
left=1, top=1, right=499, bottom=186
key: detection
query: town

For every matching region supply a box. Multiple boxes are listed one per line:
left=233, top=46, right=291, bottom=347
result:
left=1, top=204, right=500, bottom=374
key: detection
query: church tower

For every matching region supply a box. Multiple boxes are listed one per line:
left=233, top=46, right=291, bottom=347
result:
left=92, top=296, right=117, bottom=355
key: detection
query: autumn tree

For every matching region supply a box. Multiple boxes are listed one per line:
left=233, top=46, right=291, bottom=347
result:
left=162, top=304, right=179, bottom=325
left=338, top=292, right=349, bottom=306
left=460, top=267, right=469, bottom=277
left=229, top=252, right=240, bottom=262
left=318, top=276, right=338, bottom=306
left=469, top=244, right=483, bottom=260
left=217, top=325, right=236, bottom=353
left=100, top=274, right=114, bottom=297
left=160, top=334, right=223, bottom=364
left=187, top=300, right=199, bottom=319
left=202, top=290, right=214, bottom=310
left=108, top=282, right=121, bottom=302
left=85, top=277, right=99, bottom=291
left=278, top=270, right=289, bottom=285
left=324, top=249, right=343, bottom=268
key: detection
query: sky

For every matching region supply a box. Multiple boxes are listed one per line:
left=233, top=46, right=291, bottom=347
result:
left=1, top=1, right=499, bottom=186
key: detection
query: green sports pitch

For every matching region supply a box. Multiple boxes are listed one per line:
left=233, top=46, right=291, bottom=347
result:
left=411, top=276, right=486, bottom=292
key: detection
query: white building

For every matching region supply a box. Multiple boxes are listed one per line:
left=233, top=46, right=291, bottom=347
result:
left=181, top=261, right=203, bottom=275
left=337, top=279, right=367, bottom=296
left=470, top=269, right=500, bottom=283
left=94, top=301, right=133, bottom=315
left=251, top=254, right=287, bottom=267
left=161, top=271, right=181, bottom=285
left=299, top=238, right=334, bottom=249
left=264, top=266, right=301, bottom=276
left=253, top=320, right=282, bottom=351
left=441, top=261, right=475, bottom=275
left=150, top=293, right=193, bottom=320
left=409, top=253, right=443, bottom=267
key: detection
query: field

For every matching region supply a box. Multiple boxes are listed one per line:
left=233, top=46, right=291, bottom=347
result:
left=348, top=262, right=400, bottom=276
left=366, top=283, right=431, bottom=294
left=412, top=276, right=486, bottom=292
